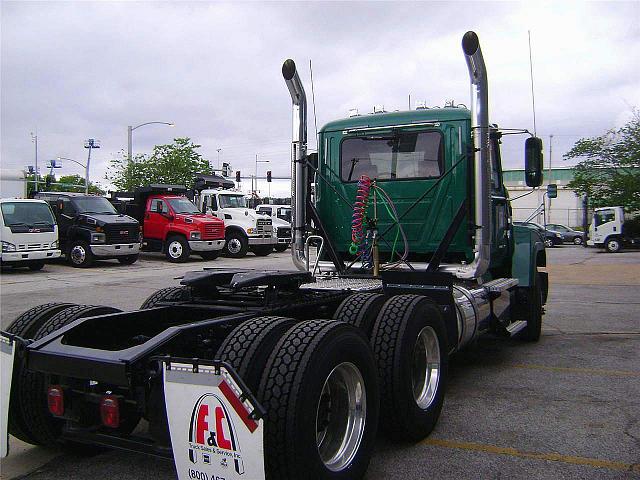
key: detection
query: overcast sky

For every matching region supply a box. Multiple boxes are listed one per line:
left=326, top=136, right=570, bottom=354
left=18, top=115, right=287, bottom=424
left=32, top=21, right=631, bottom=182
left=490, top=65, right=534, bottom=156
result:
left=2, top=1, right=639, bottom=194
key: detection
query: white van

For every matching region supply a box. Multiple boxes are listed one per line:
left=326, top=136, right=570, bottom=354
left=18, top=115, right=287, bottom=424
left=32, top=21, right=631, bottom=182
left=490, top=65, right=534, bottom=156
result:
left=0, top=198, right=61, bottom=270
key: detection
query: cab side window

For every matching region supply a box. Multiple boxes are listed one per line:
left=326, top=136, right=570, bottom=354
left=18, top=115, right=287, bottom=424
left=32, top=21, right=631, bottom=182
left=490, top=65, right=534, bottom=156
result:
left=61, top=198, right=76, bottom=215
left=150, top=199, right=167, bottom=213
left=209, top=196, right=218, bottom=211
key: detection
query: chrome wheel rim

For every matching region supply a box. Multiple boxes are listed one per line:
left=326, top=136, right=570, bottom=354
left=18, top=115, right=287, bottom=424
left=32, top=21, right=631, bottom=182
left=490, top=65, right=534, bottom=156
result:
left=608, top=240, right=619, bottom=251
left=70, top=245, right=86, bottom=264
left=412, top=326, right=441, bottom=410
left=544, top=239, right=553, bottom=248
left=168, top=241, right=183, bottom=259
left=315, top=362, right=366, bottom=472
left=227, top=238, right=242, bottom=254
left=573, top=237, right=582, bottom=245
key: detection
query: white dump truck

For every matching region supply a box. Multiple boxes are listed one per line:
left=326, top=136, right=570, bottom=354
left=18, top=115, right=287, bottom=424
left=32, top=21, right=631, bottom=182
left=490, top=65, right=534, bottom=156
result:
left=256, top=204, right=292, bottom=252
left=588, top=206, right=640, bottom=252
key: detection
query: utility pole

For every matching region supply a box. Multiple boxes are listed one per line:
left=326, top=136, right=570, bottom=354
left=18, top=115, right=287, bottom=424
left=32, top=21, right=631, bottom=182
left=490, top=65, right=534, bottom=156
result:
left=30, top=132, right=38, bottom=192
left=217, top=148, right=222, bottom=170
left=83, top=138, right=101, bottom=194
left=547, top=134, right=553, bottom=224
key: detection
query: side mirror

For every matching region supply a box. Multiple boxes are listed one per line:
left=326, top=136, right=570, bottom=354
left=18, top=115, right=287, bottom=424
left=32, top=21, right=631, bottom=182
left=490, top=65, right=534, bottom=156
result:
left=525, top=137, right=543, bottom=187
left=57, top=200, right=64, bottom=212
left=202, top=197, right=208, bottom=213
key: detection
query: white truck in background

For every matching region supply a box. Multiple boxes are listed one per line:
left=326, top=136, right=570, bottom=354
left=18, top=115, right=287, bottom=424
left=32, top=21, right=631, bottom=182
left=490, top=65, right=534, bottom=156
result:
left=588, top=206, right=640, bottom=252
left=0, top=199, right=61, bottom=270
left=256, top=204, right=292, bottom=252
left=0, top=169, right=27, bottom=199
left=194, top=189, right=276, bottom=257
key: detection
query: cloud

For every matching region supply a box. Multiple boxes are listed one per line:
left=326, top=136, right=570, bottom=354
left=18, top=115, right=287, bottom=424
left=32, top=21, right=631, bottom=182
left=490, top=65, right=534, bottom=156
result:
left=2, top=1, right=639, bottom=189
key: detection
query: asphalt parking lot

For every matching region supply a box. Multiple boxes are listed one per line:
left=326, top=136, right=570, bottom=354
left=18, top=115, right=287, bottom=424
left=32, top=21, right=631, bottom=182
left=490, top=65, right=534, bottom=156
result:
left=1, top=246, right=639, bottom=479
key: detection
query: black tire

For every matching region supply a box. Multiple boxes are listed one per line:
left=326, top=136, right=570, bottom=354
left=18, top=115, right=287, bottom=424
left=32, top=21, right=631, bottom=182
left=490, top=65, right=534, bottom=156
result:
left=251, top=245, right=272, bottom=256
left=258, top=320, right=379, bottom=479
left=13, top=305, right=121, bottom=445
left=224, top=231, right=248, bottom=258
left=274, top=244, right=288, bottom=252
left=520, top=273, right=543, bottom=342
left=28, top=261, right=45, bottom=271
left=371, top=294, right=448, bottom=441
left=333, top=293, right=387, bottom=337
left=165, top=235, right=190, bottom=263
left=117, top=254, right=139, bottom=265
left=140, top=286, right=189, bottom=309
left=199, top=250, right=220, bottom=261
left=216, top=316, right=296, bottom=392
left=605, top=237, right=622, bottom=253
left=68, top=240, right=94, bottom=267
left=573, top=236, right=584, bottom=245
left=6, top=303, right=77, bottom=444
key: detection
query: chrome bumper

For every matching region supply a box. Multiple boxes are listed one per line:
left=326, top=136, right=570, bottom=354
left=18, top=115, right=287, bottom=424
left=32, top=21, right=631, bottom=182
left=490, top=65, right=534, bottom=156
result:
left=188, top=239, right=225, bottom=252
left=90, top=243, right=140, bottom=257
left=248, top=236, right=277, bottom=246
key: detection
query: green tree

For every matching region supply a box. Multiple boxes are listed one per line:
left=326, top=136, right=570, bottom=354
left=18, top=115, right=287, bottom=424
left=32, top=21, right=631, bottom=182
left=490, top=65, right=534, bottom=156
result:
left=107, top=138, right=212, bottom=191
left=27, top=174, right=104, bottom=196
left=564, top=111, right=640, bottom=210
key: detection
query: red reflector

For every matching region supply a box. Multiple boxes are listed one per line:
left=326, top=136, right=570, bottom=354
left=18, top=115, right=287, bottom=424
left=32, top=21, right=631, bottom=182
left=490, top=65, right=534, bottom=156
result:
left=47, top=386, right=64, bottom=416
left=100, top=395, right=120, bottom=428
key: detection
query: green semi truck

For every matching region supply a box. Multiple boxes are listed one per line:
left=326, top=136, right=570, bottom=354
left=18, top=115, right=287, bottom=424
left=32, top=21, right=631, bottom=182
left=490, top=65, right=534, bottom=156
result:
left=1, top=32, right=546, bottom=479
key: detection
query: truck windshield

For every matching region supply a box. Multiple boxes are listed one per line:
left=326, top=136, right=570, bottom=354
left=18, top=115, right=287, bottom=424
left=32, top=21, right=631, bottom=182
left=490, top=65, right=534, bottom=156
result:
left=167, top=198, right=200, bottom=214
left=219, top=195, right=247, bottom=208
left=341, top=130, right=443, bottom=181
left=72, top=197, right=118, bottom=215
left=594, top=209, right=615, bottom=226
left=277, top=208, right=291, bottom=222
left=1, top=202, right=55, bottom=227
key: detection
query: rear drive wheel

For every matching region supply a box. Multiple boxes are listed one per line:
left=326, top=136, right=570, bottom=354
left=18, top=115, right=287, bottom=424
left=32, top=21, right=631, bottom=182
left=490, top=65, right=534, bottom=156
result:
left=199, top=250, right=220, bottom=261
left=165, top=236, right=190, bottom=263
left=13, top=305, right=122, bottom=445
left=371, top=294, right=448, bottom=441
left=117, top=254, right=139, bottom=265
left=216, top=316, right=296, bottom=392
left=258, top=320, right=379, bottom=479
left=333, top=293, right=387, bottom=337
left=605, top=237, right=622, bottom=253
left=6, top=303, right=77, bottom=444
left=251, top=245, right=272, bottom=256
left=28, top=261, right=45, bottom=271
left=140, top=286, right=189, bottom=309
left=68, top=240, right=94, bottom=267
left=224, top=231, right=248, bottom=258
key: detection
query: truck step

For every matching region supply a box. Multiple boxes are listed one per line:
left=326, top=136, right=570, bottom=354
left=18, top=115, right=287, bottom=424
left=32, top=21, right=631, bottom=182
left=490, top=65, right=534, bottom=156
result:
left=484, top=277, right=519, bottom=293
left=505, top=320, right=528, bottom=336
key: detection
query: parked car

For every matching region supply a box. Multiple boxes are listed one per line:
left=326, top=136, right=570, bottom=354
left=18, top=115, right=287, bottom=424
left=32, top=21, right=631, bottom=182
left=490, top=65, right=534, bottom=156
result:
left=514, top=221, right=563, bottom=247
left=546, top=223, right=584, bottom=245
left=35, top=192, right=140, bottom=267
left=0, top=198, right=61, bottom=270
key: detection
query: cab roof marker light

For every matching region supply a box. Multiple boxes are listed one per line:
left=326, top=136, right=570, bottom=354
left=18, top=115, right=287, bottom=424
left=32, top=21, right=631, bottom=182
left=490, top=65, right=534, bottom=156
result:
left=348, top=108, right=360, bottom=117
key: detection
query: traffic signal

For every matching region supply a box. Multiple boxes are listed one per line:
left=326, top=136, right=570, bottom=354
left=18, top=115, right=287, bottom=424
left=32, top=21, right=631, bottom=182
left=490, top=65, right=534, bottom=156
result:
left=547, top=183, right=557, bottom=198
left=222, top=162, right=230, bottom=177
left=266, top=170, right=272, bottom=183
left=235, top=171, right=241, bottom=183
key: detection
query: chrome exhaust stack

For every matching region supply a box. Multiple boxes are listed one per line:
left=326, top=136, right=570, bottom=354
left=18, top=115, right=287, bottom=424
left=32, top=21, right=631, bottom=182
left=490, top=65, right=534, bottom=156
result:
left=282, top=59, right=308, bottom=271
left=457, top=31, right=491, bottom=280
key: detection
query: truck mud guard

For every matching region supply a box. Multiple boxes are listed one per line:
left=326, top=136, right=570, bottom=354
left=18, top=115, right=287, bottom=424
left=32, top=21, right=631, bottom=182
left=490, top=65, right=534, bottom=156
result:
left=1, top=332, right=29, bottom=457
left=159, top=357, right=266, bottom=480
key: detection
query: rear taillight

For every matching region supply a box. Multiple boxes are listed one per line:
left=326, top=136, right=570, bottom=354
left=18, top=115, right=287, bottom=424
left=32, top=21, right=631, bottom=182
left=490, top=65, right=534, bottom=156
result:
left=47, top=386, right=64, bottom=416
left=100, top=395, right=120, bottom=428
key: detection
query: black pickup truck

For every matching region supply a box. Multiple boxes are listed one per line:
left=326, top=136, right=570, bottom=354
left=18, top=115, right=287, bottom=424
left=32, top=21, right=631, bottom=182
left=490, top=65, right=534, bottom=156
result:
left=35, top=192, right=140, bottom=267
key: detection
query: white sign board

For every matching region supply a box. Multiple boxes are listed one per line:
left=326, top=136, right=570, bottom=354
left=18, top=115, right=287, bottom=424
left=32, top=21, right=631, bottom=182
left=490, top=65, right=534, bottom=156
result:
left=163, top=362, right=265, bottom=480
left=1, top=334, right=16, bottom=457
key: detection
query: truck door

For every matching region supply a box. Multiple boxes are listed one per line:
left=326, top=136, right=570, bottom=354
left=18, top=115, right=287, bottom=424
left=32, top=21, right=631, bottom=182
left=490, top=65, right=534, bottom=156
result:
left=145, top=198, right=170, bottom=240
left=489, top=133, right=510, bottom=268
left=206, top=194, right=221, bottom=219
left=56, top=197, right=77, bottom=245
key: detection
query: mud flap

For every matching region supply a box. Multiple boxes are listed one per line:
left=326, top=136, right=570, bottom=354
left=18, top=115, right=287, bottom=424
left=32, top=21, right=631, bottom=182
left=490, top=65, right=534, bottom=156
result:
left=162, top=359, right=266, bottom=480
left=1, top=333, right=17, bottom=457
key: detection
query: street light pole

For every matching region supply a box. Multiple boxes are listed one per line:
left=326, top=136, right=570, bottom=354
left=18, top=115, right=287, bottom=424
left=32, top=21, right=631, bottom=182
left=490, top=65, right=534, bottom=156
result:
left=57, top=156, right=88, bottom=192
left=217, top=148, right=222, bottom=170
left=127, top=121, right=174, bottom=162
left=30, top=132, right=38, bottom=192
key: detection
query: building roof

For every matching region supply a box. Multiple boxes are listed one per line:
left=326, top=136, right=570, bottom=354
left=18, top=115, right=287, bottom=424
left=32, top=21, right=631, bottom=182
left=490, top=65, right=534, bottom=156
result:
left=503, top=167, right=576, bottom=185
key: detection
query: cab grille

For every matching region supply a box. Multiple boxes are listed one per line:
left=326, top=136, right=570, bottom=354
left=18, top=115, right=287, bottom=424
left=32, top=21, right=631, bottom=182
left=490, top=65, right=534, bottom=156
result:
left=203, top=223, right=224, bottom=239
left=104, top=224, right=139, bottom=244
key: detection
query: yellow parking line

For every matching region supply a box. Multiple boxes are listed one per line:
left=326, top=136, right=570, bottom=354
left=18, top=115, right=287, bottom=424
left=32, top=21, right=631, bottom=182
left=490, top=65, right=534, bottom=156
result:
left=510, top=363, right=640, bottom=377
left=422, top=438, right=639, bottom=473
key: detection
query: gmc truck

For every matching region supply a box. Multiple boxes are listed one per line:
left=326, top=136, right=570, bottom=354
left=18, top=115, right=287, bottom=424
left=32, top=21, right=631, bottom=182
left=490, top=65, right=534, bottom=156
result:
left=193, top=188, right=275, bottom=257
left=111, top=185, right=225, bottom=262
left=35, top=192, right=140, bottom=267
left=2, top=32, right=548, bottom=480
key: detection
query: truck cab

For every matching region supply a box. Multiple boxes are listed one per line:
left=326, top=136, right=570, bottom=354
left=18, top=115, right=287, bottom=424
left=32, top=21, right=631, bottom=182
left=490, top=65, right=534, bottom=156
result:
left=111, top=185, right=225, bottom=262
left=35, top=192, right=140, bottom=267
left=256, top=204, right=292, bottom=252
left=588, top=206, right=640, bottom=252
left=0, top=198, right=61, bottom=270
left=195, top=189, right=275, bottom=257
